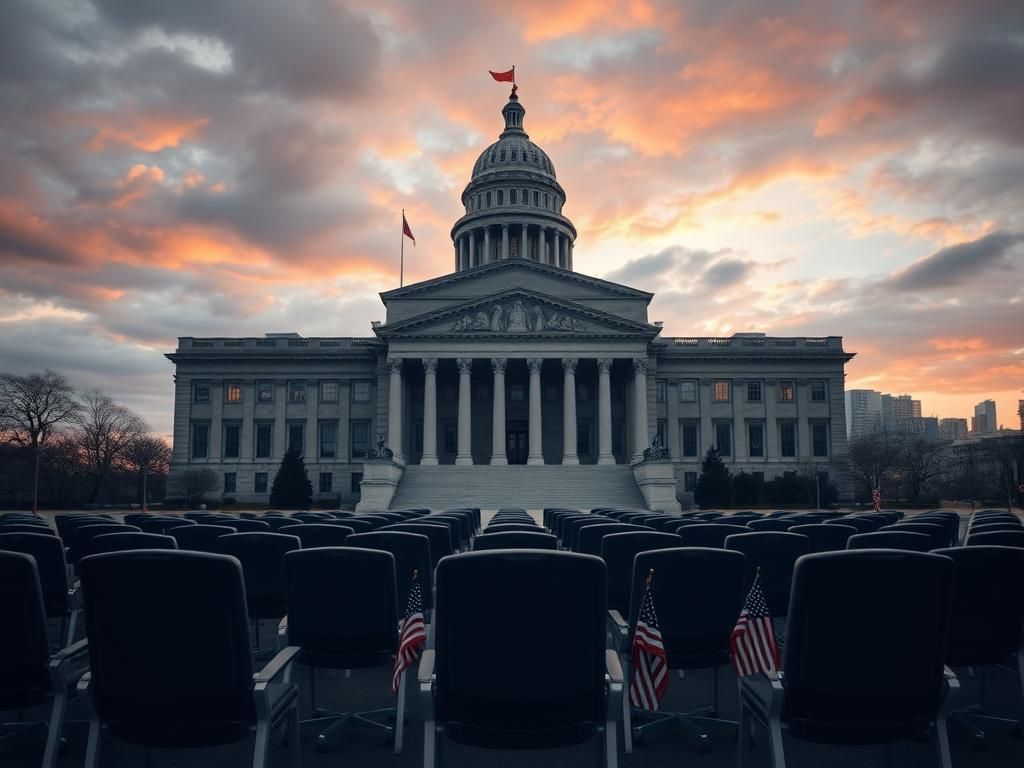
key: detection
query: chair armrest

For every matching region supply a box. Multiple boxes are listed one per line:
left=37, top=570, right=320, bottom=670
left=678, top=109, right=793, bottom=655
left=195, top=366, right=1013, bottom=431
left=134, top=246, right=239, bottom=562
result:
left=253, top=645, right=301, bottom=685
left=605, top=649, right=623, bottom=684
left=607, top=609, right=628, bottom=632
left=418, top=648, right=436, bottom=686
left=50, top=637, right=89, bottom=665
left=48, top=637, right=90, bottom=691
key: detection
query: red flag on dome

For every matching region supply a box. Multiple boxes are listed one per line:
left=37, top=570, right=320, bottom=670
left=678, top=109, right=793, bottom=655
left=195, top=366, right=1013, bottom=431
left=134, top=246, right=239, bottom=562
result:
left=402, top=212, right=415, bottom=245
left=489, top=67, right=515, bottom=83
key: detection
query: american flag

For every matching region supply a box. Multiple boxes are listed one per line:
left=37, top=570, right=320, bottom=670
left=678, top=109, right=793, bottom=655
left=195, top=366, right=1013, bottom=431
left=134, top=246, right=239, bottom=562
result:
left=629, top=572, right=668, bottom=711
left=391, top=571, right=426, bottom=694
left=872, top=487, right=882, bottom=512
left=730, top=572, right=780, bottom=677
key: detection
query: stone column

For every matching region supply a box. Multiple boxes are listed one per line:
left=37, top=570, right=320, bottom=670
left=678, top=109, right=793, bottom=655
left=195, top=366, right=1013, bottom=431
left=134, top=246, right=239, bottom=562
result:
left=455, top=358, right=473, bottom=465
left=491, top=358, right=508, bottom=464
left=597, top=358, right=615, bottom=464
left=459, top=235, right=467, bottom=271
left=468, top=231, right=476, bottom=268
left=666, top=380, right=680, bottom=459
left=539, top=227, right=547, bottom=265
left=562, top=358, right=579, bottom=464
left=483, top=227, right=491, bottom=265
left=501, top=225, right=509, bottom=260
left=557, top=233, right=565, bottom=268
left=527, top=358, right=544, bottom=465
left=387, top=359, right=404, bottom=462
left=568, top=240, right=574, bottom=270
left=632, top=358, right=649, bottom=462
left=520, top=224, right=528, bottom=262
left=420, top=358, right=438, bottom=465
left=765, top=379, right=778, bottom=460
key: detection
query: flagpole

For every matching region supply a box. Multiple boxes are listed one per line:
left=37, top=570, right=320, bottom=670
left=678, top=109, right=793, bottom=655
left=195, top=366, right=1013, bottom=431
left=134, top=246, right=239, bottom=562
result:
left=400, top=208, right=405, bottom=288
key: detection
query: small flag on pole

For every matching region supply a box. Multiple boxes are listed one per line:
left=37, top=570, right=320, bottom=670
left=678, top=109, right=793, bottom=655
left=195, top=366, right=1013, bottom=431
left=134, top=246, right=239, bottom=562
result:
left=730, top=570, right=780, bottom=677
left=489, top=67, right=515, bottom=83
left=392, top=570, right=426, bottom=694
left=872, top=487, right=881, bottom=512
left=629, top=570, right=668, bottom=711
left=402, top=212, right=415, bottom=245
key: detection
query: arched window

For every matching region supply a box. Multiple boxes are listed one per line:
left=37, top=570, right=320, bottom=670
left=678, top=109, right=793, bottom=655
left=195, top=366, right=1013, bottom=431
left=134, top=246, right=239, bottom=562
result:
left=490, top=151, right=496, bottom=162
left=496, top=190, right=504, bottom=205
left=499, top=150, right=506, bottom=162
left=510, top=189, right=517, bottom=204
left=485, top=191, right=491, bottom=207
left=523, top=188, right=529, bottom=204
left=476, top=194, right=481, bottom=210
left=533, top=190, right=539, bottom=206
left=531, top=151, right=538, bottom=163
left=510, top=150, right=517, bottom=161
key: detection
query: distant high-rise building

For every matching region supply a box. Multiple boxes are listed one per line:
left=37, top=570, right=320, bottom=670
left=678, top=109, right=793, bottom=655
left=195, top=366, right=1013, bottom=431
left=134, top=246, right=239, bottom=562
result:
left=845, top=389, right=882, bottom=439
left=939, top=418, right=968, bottom=442
left=972, top=399, right=997, bottom=433
left=882, top=394, right=920, bottom=432
left=1018, top=399, right=1023, bottom=431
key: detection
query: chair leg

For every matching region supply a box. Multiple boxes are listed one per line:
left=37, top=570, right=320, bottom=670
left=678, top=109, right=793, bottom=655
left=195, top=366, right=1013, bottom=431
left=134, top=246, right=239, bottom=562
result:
left=288, top=699, right=301, bottom=768
left=423, top=721, right=437, bottom=768
left=84, top=715, right=101, bottom=768
left=737, top=701, right=750, bottom=768
left=935, top=713, right=953, bottom=768
left=620, top=654, right=633, bottom=753
left=767, top=714, right=786, bottom=768
left=394, top=669, right=407, bottom=754
left=254, top=715, right=270, bottom=768
left=42, top=689, right=67, bottom=768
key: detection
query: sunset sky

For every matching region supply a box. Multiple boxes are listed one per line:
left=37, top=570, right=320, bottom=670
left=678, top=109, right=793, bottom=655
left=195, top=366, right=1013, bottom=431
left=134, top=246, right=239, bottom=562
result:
left=1, top=0, right=1022, bottom=436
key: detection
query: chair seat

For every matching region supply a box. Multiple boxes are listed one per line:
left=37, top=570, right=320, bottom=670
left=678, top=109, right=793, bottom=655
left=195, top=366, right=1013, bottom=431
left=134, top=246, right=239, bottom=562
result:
left=297, top=648, right=394, bottom=671
left=444, top=715, right=600, bottom=749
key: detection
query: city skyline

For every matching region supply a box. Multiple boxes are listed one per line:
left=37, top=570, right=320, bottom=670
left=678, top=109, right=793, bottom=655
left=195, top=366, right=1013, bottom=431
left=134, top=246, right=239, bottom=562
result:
left=1, top=1, right=1022, bottom=435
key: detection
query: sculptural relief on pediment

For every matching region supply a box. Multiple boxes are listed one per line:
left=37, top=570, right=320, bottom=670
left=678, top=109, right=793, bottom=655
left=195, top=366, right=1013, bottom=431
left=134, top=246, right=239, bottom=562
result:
left=450, top=300, right=588, bottom=333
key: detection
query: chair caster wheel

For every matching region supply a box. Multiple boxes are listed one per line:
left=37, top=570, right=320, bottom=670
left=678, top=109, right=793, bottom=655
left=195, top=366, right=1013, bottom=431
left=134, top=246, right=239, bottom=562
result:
left=698, top=736, right=711, bottom=754
left=316, top=735, right=330, bottom=753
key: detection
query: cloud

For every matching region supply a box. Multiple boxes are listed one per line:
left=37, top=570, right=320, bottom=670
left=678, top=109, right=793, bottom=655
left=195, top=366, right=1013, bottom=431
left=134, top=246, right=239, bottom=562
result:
left=891, top=231, right=1024, bottom=291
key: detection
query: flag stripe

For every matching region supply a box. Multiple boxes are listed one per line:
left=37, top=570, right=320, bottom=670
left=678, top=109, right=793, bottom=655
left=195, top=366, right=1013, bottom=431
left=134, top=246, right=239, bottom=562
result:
left=730, top=574, right=780, bottom=678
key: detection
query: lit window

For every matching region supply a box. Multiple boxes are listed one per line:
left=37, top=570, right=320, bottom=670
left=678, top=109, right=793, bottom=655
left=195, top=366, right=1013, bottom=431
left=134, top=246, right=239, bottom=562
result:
left=321, top=381, right=338, bottom=402
left=193, top=382, right=210, bottom=403
left=225, top=382, right=242, bottom=403
left=778, top=381, right=795, bottom=401
left=288, top=382, right=306, bottom=403
left=679, top=380, right=697, bottom=402
left=713, top=381, right=730, bottom=402
left=811, top=381, right=827, bottom=401
left=352, top=381, right=371, bottom=403
left=747, top=382, right=762, bottom=402
left=257, top=381, right=274, bottom=402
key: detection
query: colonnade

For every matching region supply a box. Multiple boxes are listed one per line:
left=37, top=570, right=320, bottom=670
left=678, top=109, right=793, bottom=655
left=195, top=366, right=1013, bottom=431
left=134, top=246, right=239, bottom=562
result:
left=386, top=357, right=652, bottom=465
left=454, top=224, right=573, bottom=270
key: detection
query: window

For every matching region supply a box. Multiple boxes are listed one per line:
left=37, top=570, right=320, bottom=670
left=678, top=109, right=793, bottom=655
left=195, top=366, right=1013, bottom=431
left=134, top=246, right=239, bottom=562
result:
left=656, top=419, right=667, bottom=449
left=485, top=191, right=491, bottom=207
left=577, top=383, right=591, bottom=401
left=499, top=149, right=506, bottom=162
left=510, top=189, right=517, bottom=204
left=319, top=421, right=337, bottom=458
left=496, top=190, right=504, bottom=205
left=748, top=422, right=764, bottom=457
left=522, top=188, right=529, bottom=205
left=321, top=381, right=338, bottom=402
left=684, top=472, right=697, bottom=493
left=779, top=421, right=797, bottom=457
left=254, top=472, right=268, bottom=493
left=747, top=381, right=762, bottom=402
left=656, top=380, right=667, bottom=403
left=319, top=472, right=333, bottom=493
left=223, top=423, right=240, bottom=459
left=288, top=423, right=304, bottom=455
left=713, top=381, right=730, bottom=402
left=509, top=383, right=525, bottom=402
left=811, top=380, right=827, bottom=402
left=778, top=381, right=795, bottom=401
left=544, top=193, right=549, bottom=208
left=351, top=472, right=363, bottom=493
left=225, top=382, right=242, bottom=403
left=288, top=381, right=306, bottom=403
left=681, top=421, right=698, bottom=457
left=191, top=423, right=209, bottom=459
left=223, top=472, right=236, bottom=494
left=812, top=421, right=829, bottom=457
left=511, top=150, right=517, bottom=161
left=443, top=422, right=457, bottom=455
left=714, top=421, right=732, bottom=456
left=679, top=380, right=697, bottom=402
left=257, top=381, right=274, bottom=403
left=533, top=191, right=539, bottom=206
left=577, top=421, right=591, bottom=457
left=352, top=381, right=372, bottom=403
left=193, top=382, right=210, bottom=403
left=255, top=423, right=272, bottom=459
left=351, top=420, right=370, bottom=458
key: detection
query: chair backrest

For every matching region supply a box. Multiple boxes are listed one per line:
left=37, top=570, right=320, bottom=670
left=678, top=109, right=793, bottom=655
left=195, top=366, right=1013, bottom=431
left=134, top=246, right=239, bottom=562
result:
left=382, top=523, right=453, bottom=566
left=222, top=518, right=271, bottom=533
left=71, top=524, right=142, bottom=563
left=787, top=524, right=858, bottom=554
left=90, top=532, right=178, bottom=554
left=484, top=523, right=541, bottom=535
left=601, top=531, right=682, bottom=612
left=746, top=518, right=793, bottom=532
left=0, top=522, right=56, bottom=535
left=968, top=521, right=1022, bottom=535
left=426, top=515, right=470, bottom=548
left=781, top=550, right=954, bottom=743
left=136, top=517, right=193, bottom=534
left=278, top=523, right=353, bottom=548
left=629, top=548, right=745, bottom=670
left=932, top=546, right=1024, bottom=666
left=79, top=550, right=256, bottom=741
left=347, top=531, right=433, bottom=610
left=0, top=550, right=52, bottom=698
left=965, top=529, right=1024, bottom=548
left=847, top=531, right=932, bottom=552
left=0, top=532, right=71, bottom=617
left=170, top=524, right=237, bottom=552
left=433, top=550, right=607, bottom=748
left=724, top=532, right=809, bottom=618
left=284, top=547, right=397, bottom=668
left=576, top=523, right=649, bottom=557
left=825, top=516, right=881, bottom=534
left=676, top=523, right=748, bottom=548
left=472, top=531, right=558, bottom=551
left=880, top=523, right=948, bottom=549
left=262, top=516, right=303, bottom=531
left=214, top=533, right=301, bottom=618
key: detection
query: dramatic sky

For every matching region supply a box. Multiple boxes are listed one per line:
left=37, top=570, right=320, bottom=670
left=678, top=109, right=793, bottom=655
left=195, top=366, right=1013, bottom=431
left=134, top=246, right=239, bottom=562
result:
left=2, top=0, right=1022, bottom=435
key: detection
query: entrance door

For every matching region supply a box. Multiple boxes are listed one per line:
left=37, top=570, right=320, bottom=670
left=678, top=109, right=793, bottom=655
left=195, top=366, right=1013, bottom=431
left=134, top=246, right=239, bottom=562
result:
left=506, top=426, right=529, bottom=464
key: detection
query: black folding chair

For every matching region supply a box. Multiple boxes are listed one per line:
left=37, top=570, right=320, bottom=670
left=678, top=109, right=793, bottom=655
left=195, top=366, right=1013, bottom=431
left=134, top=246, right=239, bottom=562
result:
left=848, top=531, right=932, bottom=552
left=787, top=524, right=858, bottom=553
left=420, top=550, right=623, bottom=767
left=601, top=532, right=682, bottom=613
left=89, top=532, right=178, bottom=554
left=677, top=524, right=748, bottom=548
left=77, top=550, right=300, bottom=768
left=170, top=524, right=237, bottom=551
left=348, top=531, right=433, bottom=612
left=737, top=550, right=957, bottom=768
left=724, top=532, right=808, bottom=619
left=576, top=524, right=649, bottom=557
left=0, top=532, right=78, bottom=646
left=966, top=530, right=1024, bottom=548
left=279, top=524, right=354, bottom=548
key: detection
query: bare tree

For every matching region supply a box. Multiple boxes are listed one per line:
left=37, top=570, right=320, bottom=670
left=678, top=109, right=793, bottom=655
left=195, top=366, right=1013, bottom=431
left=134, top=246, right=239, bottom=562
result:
left=72, top=390, right=148, bottom=505
left=846, top=432, right=902, bottom=501
left=899, top=437, right=949, bottom=503
left=985, top=436, right=1024, bottom=513
left=169, top=468, right=219, bottom=509
left=126, top=434, right=172, bottom=510
left=0, top=369, right=80, bottom=511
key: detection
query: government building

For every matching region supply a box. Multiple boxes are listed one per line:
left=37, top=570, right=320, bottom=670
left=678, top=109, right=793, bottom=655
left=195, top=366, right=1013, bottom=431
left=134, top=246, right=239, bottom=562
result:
left=166, top=87, right=854, bottom=510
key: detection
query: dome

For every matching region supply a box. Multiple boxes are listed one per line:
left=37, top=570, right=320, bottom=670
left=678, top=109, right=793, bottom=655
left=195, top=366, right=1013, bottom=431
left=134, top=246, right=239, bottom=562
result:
left=470, top=85, right=556, bottom=180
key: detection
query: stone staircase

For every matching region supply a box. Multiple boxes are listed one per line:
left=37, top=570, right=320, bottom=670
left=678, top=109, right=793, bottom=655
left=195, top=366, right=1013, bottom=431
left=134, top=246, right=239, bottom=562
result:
left=389, top=464, right=648, bottom=510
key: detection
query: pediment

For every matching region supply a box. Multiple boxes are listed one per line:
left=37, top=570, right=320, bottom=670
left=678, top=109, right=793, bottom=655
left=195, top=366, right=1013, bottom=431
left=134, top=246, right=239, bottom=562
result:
left=374, top=288, right=659, bottom=340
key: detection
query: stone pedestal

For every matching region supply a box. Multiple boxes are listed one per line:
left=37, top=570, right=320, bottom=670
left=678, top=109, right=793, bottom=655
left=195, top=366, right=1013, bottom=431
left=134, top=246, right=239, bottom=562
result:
left=631, top=458, right=682, bottom=512
left=355, top=458, right=405, bottom=513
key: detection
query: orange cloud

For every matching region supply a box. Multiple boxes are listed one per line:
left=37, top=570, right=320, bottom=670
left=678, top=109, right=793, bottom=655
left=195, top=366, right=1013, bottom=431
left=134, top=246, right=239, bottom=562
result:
left=81, top=113, right=209, bottom=153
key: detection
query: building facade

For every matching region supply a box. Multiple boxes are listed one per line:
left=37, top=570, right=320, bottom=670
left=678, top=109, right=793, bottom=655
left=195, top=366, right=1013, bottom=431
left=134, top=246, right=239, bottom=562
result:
left=973, top=399, right=998, bottom=433
left=166, top=88, right=855, bottom=508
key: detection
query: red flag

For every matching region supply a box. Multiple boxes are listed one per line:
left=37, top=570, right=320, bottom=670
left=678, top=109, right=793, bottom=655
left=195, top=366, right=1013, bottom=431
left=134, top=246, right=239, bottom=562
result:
left=489, top=67, right=515, bottom=83
left=402, top=212, right=415, bottom=245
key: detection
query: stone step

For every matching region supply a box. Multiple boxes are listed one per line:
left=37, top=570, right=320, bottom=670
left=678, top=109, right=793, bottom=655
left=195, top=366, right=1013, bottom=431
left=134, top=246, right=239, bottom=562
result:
left=390, top=464, right=647, bottom=510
